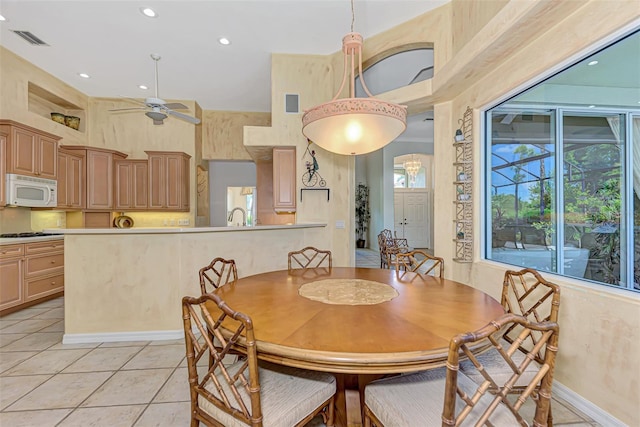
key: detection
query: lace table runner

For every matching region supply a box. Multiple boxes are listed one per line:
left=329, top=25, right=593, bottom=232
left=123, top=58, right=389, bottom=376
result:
left=298, top=279, right=399, bottom=305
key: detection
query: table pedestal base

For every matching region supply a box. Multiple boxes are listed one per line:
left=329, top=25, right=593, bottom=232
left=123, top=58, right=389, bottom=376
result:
left=334, top=373, right=388, bottom=427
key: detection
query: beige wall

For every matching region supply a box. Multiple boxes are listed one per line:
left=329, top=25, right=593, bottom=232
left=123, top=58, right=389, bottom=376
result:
left=202, top=110, right=271, bottom=160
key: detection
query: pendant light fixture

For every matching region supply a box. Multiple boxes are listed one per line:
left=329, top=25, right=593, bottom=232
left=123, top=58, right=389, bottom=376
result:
left=301, top=0, right=407, bottom=156
left=404, top=155, right=421, bottom=183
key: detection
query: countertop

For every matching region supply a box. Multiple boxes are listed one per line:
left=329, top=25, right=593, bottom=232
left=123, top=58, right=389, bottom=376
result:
left=43, top=223, right=327, bottom=235
left=0, top=235, right=64, bottom=245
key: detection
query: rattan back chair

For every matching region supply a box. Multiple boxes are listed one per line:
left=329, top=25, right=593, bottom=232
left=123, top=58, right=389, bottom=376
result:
left=500, top=268, right=561, bottom=362
left=458, top=268, right=561, bottom=425
left=288, top=246, right=332, bottom=270
left=377, top=229, right=410, bottom=269
left=182, top=293, right=336, bottom=427
left=395, top=250, right=444, bottom=278
left=363, top=313, right=559, bottom=427
left=199, top=257, right=238, bottom=294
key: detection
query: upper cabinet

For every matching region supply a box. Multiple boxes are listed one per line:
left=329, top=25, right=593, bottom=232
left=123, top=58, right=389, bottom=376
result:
left=0, top=120, right=61, bottom=180
left=59, top=146, right=127, bottom=211
left=114, top=159, right=148, bottom=210
left=57, top=149, right=85, bottom=209
left=272, top=147, right=296, bottom=213
left=146, top=151, right=190, bottom=211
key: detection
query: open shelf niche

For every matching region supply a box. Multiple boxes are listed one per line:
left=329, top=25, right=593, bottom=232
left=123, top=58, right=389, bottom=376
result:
left=28, top=82, right=86, bottom=133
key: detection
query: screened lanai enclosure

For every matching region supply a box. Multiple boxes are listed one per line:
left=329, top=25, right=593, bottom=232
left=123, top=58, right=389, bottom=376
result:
left=484, top=30, right=640, bottom=292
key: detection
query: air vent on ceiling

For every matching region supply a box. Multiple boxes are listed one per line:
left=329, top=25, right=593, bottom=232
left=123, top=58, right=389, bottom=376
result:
left=12, top=30, right=48, bottom=46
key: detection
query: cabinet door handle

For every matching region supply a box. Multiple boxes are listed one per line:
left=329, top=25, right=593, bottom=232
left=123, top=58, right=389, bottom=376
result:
left=51, top=260, right=56, bottom=264
left=50, top=282, right=56, bottom=286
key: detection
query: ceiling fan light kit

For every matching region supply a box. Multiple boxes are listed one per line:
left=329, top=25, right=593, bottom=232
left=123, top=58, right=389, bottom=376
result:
left=301, top=1, right=407, bottom=156
left=109, top=54, right=201, bottom=126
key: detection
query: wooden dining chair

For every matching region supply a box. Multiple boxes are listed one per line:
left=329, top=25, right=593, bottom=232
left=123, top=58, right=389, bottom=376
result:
left=395, top=250, right=444, bottom=278
left=288, top=246, right=332, bottom=270
left=182, top=293, right=336, bottom=427
left=199, top=257, right=238, bottom=294
left=459, top=268, right=561, bottom=425
left=363, top=313, right=559, bottom=427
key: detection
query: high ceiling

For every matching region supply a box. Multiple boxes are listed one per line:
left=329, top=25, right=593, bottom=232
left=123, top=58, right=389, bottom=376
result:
left=0, top=0, right=448, bottom=113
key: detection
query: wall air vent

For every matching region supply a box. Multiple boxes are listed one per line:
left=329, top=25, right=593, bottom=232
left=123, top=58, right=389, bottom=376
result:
left=11, top=30, right=49, bottom=46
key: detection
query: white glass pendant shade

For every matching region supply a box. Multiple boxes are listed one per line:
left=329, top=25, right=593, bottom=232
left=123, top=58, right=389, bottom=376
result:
left=302, top=31, right=407, bottom=156
left=302, top=100, right=406, bottom=155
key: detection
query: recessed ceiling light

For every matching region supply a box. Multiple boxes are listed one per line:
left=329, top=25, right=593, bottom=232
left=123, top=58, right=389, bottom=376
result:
left=588, top=105, right=596, bottom=108
left=140, top=7, right=157, bottom=18
left=587, top=60, right=599, bottom=66
left=0, top=14, right=6, bottom=21
left=218, top=37, right=230, bottom=45
left=138, top=85, right=148, bottom=90
left=78, top=73, right=90, bottom=79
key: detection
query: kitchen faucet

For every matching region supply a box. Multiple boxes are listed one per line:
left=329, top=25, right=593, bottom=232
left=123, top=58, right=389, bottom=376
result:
left=227, top=207, right=246, bottom=226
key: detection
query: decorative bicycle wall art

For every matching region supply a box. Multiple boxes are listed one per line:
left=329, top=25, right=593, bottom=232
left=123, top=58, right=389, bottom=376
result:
left=302, top=139, right=327, bottom=188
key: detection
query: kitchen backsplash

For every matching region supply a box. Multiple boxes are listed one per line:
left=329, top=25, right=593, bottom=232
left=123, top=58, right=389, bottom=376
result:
left=1, top=208, right=193, bottom=232
left=0, top=207, right=34, bottom=233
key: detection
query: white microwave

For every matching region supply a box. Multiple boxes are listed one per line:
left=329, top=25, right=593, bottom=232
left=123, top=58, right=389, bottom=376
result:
left=5, top=173, right=57, bottom=208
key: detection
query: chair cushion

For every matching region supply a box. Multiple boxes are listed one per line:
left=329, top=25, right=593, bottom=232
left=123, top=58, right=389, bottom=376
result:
left=198, top=360, right=335, bottom=427
left=365, top=368, right=518, bottom=427
left=459, top=338, right=540, bottom=388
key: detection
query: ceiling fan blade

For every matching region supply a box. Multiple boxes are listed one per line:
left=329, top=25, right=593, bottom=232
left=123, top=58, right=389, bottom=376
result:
left=109, top=107, right=147, bottom=112
left=163, top=103, right=188, bottom=110
left=166, top=109, right=201, bottom=124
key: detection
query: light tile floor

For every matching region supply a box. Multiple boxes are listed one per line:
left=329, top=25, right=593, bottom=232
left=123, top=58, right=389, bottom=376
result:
left=0, top=251, right=598, bottom=426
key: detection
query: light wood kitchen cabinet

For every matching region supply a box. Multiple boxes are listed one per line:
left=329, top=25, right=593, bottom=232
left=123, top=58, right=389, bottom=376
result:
left=0, top=239, right=64, bottom=314
left=24, top=240, right=64, bottom=303
left=272, top=147, right=296, bottom=213
left=60, top=146, right=127, bottom=211
left=0, top=131, right=6, bottom=207
left=0, top=244, right=24, bottom=312
left=146, top=151, right=190, bottom=211
left=0, top=120, right=60, bottom=180
left=114, top=159, right=148, bottom=210
left=57, top=149, right=85, bottom=209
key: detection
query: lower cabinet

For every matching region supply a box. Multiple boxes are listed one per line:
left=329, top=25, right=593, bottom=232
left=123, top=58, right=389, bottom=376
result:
left=0, top=239, right=64, bottom=314
left=0, top=244, right=24, bottom=312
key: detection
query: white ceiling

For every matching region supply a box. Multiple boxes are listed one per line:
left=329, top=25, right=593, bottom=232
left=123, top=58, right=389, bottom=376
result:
left=0, top=0, right=448, bottom=113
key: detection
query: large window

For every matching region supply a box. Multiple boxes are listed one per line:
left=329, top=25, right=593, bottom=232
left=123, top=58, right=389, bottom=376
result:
left=485, top=30, right=639, bottom=292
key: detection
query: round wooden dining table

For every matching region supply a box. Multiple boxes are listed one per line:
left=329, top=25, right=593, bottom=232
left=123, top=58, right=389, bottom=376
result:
left=213, top=267, right=505, bottom=427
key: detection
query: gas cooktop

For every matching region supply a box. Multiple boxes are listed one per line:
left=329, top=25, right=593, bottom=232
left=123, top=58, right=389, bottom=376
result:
left=0, top=232, right=62, bottom=238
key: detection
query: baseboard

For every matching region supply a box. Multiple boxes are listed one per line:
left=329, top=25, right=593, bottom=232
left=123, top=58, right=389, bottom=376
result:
left=62, top=330, right=184, bottom=344
left=553, top=381, right=627, bottom=427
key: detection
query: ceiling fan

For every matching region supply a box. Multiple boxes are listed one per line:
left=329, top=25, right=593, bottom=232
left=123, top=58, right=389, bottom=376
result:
left=110, top=54, right=201, bottom=125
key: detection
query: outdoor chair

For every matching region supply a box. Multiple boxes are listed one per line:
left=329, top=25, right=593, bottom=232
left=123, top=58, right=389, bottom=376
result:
left=363, top=313, right=559, bottom=427
left=182, top=293, right=336, bottom=427
left=288, top=246, right=332, bottom=270
left=395, top=250, right=444, bottom=278
left=199, top=257, right=238, bottom=294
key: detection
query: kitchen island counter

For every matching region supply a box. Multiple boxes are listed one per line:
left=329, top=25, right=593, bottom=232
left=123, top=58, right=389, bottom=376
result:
left=53, top=223, right=342, bottom=344
left=44, top=223, right=325, bottom=235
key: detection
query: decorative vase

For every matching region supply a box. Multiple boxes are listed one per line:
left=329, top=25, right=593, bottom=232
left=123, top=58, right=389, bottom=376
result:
left=51, top=112, right=65, bottom=125
left=64, top=115, right=80, bottom=130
